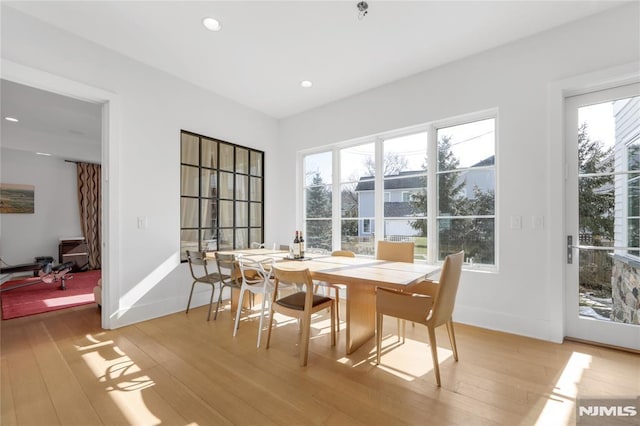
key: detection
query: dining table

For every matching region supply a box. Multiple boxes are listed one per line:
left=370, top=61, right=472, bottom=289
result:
left=211, top=248, right=440, bottom=354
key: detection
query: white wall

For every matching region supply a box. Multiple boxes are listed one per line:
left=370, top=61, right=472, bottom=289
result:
left=277, top=4, right=640, bottom=342
left=0, top=148, right=83, bottom=265
left=1, top=7, right=279, bottom=327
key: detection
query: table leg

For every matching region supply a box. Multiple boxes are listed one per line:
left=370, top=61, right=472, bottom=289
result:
left=345, top=283, right=376, bottom=354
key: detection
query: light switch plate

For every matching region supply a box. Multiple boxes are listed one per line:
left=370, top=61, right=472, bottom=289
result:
left=510, top=215, right=522, bottom=229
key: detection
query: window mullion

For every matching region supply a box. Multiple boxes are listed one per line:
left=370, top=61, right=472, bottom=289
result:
left=332, top=148, right=341, bottom=252
left=374, top=138, right=384, bottom=245
left=427, top=125, right=438, bottom=264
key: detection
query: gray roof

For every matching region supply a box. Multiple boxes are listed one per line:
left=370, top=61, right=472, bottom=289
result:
left=355, top=170, right=425, bottom=191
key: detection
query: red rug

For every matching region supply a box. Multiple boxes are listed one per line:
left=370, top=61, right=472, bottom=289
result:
left=1, top=270, right=100, bottom=320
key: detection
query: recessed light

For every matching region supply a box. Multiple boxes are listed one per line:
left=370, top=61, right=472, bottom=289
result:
left=4, top=116, right=19, bottom=122
left=300, top=80, right=313, bottom=88
left=36, top=152, right=52, bottom=156
left=202, top=17, right=222, bottom=32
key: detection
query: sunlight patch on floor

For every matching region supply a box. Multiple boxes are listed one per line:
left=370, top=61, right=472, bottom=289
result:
left=43, top=294, right=94, bottom=307
left=534, top=351, right=592, bottom=426
left=78, top=334, right=159, bottom=425
left=373, top=335, right=453, bottom=381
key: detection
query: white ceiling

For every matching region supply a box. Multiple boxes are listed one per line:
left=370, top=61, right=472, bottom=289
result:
left=3, top=0, right=627, bottom=120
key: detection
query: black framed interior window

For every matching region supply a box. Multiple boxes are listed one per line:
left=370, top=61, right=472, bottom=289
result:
left=180, top=130, right=264, bottom=261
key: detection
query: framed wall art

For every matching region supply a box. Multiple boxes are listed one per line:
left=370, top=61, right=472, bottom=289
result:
left=0, top=183, right=35, bottom=214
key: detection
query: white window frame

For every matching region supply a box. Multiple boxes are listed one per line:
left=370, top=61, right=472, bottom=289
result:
left=299, top=109, right=498, bottom=267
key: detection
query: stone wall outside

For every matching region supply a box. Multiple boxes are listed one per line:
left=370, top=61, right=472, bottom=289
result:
left=611, top=255, right=640, bottom=324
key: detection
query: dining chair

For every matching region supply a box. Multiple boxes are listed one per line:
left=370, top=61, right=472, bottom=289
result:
left=233, top=256, right=275, bottom=348
left=376, top=240, right=415, bottom=334
left=250, top=242, right=264, bottom=249
left=376, top=240, right=415, bottom=263
left=313, top=250, right=355, bottom=333
left=266, top=266, right=336, bottom=366
left=213, top=252, right=242, bottom=320
left=375, top=250, right=464, bottom=387
left=185, top=250, right=229, bottom=321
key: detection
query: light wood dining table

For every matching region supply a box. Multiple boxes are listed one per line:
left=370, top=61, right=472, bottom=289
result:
left=211, top=248, right=440, bottom=354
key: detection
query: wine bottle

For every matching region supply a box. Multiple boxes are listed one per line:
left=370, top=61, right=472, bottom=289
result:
left=299, top=231, right=305, bottom=258
left=293, top=231, right=301, bottom=259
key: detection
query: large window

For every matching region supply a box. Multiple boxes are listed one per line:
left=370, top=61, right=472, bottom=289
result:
left=301, top=114, right=496, bottom=266
left=383, top=132, right=428, bottom=259
left=180, top=131, right=264, bottom=261
left=436, top=119, right=495, bottom=263
left=303, top=151, right=332, bottom=252
left=341, top=143, right=375, bottom=255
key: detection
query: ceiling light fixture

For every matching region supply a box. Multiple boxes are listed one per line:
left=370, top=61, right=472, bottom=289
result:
left=4, top=116, right=19, bottom=122
left=300, top=80, right=313, bottom=88
left=36, top=152, right=52, bottom=156
left=357, top=1, right=368, bottom=20
left=202, top=17, right=222, bottom=32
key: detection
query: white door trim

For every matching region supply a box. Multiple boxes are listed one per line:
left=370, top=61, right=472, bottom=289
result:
left=547, top=61, right=640, bottom=344
left=1, top=59, right=121, bottom=329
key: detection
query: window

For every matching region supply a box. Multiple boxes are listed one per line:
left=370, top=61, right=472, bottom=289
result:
left=303, top=151, right=332, bottom=252
left=341, top=143, right=375, bottom=255
left=301, top=114, right=496, bottom=265
left=436, top=118, right=495, bottom=263
left=180, top=130, right=264, bottom=261
left=383, top=132, right=428, bottom=258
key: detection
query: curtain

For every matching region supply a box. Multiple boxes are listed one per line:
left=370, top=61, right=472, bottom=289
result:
left=77, top=162, right=101, bottom=269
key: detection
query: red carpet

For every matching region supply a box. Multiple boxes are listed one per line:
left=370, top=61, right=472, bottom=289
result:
left=1, top=270, right=100, bottom=320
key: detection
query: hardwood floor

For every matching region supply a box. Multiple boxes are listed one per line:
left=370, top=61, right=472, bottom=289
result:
left=1, top=302, right=638, bottom=425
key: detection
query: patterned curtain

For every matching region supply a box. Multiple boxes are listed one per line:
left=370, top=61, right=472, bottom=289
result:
left=77, top=162, right=101, bottom=269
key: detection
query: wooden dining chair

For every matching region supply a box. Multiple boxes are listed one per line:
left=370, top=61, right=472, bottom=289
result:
left=185, top=250, right=229, bottom=321
left=376, top=240, right=415, bottom=263
left=313, top=250, right=355, bottom=333
left=266, top=266, right=336, bottom=366
left=375, top=250, right=464, bottom=387
left=376, top=240, right=415, bottom=334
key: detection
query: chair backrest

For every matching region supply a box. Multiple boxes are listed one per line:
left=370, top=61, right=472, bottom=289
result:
left=272, top=267, right=314, bottom=303
left=186, top=250, right=209, bottom=279
left=428, top=251, right=464, bottom=327
left=251, top=242, right=264, bottom=249
left=215, top=252, right=237, bottom=282
left=376, top=241, right=414, bottom=263
left=238, top=256, right=271, bottom=285
left=331, top=250, right=355, bottom=258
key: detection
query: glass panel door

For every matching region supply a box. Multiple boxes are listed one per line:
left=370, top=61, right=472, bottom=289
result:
left=565, top=83, right=640, bottom=350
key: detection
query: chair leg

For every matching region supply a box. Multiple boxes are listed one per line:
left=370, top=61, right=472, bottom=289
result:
left=334, top=287, right=340, bottom=333
left=330, top=301, right=336, bottom=346
left=266, top=303, right=275, bottom=349
left=300, top=313, right=311, bottom=367
left=376, top=313, right=383, bottom=365
left=427, top=326, right=441, bottom=387
left=185, top=281, right=197, bottom=314
left=256, top=292, right=268, bottom=348
left=233, top=288, right=246, bottom=337
left=213, top=283, right=225, bottom=320
left=446, top=319, right=459, bottom=362
left=206, top=284, right=216, bottom=321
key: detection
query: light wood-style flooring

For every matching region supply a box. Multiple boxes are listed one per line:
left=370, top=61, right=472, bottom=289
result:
left=1, top=302, right=638, bottom=425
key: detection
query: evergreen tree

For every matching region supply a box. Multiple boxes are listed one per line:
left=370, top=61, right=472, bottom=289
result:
left=305, top=171, right=332, bottom=250
left=578, top=122, right=614, bottom=243
left=410, top=136, right=466, bottom=235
